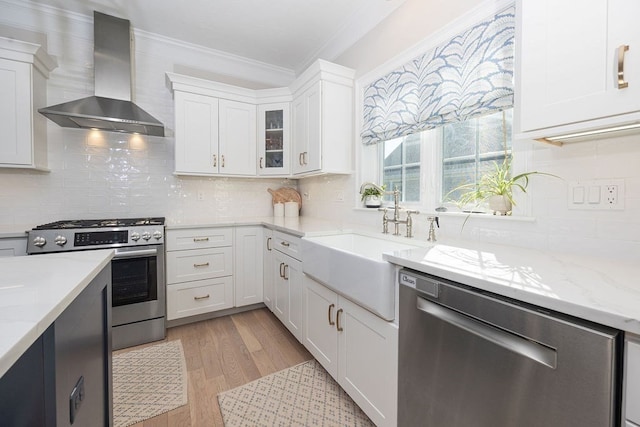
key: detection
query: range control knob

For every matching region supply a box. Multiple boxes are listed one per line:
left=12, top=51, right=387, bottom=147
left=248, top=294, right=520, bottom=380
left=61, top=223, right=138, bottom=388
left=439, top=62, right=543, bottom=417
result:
left=142, top=231, right=151, bottom=241
left=54, top=235, right=67, bottom=246
left=131, top=232, right=141, bottom=241
left=33, top=236, right=46, bottom=247
left=153, top=230, right=163, bottom=240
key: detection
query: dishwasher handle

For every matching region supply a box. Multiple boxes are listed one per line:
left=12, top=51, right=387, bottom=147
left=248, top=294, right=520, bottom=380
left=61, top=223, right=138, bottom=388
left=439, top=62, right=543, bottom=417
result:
left=417, top=296, right=557, bottom=369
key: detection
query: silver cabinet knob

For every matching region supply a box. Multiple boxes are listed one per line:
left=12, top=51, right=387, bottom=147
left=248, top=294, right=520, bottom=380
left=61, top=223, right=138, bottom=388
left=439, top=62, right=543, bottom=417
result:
left=131, top=232, right=141, bottom=241
left=33, top=236, right=46, bottom=247
left=142, top=231, right=151, bottom=241
left=153, top=230, right=163, bottom=240
left=54, top=235, right=67, bottom=246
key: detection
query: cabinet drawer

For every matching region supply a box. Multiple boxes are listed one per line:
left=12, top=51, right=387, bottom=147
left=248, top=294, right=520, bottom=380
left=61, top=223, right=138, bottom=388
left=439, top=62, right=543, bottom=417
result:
left=166, top=227, right=233, bottom=251
left=167, top=277, right=234, bottom=320
left=627, top=337, right=640, bottom=424
left=166, top=247, right=233, bottom=284
left=273, top=230, right=302, bottom=260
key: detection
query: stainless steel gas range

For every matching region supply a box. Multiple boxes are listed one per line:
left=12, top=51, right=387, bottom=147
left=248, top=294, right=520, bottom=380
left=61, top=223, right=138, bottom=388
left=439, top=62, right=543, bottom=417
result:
left=27, top=217, right=166, bottom=350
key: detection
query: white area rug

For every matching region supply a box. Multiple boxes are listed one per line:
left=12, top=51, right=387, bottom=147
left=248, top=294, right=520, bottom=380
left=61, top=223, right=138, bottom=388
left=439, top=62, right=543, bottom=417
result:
left=218, top=359, right=374, bottom=427
left=113, top=340, right=188, bottom=427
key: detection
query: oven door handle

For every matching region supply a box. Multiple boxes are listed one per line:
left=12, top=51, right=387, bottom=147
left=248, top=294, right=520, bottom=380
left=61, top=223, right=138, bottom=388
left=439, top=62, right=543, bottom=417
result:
left=113, top=248, right=158, bottom=258
left=416, top=296, right=557, bottom=369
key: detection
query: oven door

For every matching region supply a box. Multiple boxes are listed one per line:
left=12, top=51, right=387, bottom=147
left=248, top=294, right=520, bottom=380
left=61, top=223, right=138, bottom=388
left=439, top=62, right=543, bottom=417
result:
left=111, top=245, right=165, bottom=327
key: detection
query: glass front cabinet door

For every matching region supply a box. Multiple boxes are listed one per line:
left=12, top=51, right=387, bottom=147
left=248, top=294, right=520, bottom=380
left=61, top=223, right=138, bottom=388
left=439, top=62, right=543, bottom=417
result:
left=258, top=103, right=290, bottom=176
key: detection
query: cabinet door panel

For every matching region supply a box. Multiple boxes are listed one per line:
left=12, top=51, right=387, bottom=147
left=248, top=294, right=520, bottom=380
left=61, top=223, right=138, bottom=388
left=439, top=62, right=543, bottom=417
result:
left=627, top=338, right=640, bottom=424
left=219, top=99, right=256, bottom=175
left=303, top=276, right=338, bottom=377
left=338, top=297, right=398, bottom=427
left=305, top=82, right=322, bottom=172
left=286, top=257, right=304, bottom=342
left=0, top=59, right=31, bottom=166
left=518, top=0, right=640, bottom=133
left=174, top=92, right=218, bottom=174
left=263, top=229, right=275, bottom=311
left=291, top=95, right=307, bottom=174
left=166, top=227, right=232, bottom=251
left=273, top=251, right=288, bottom=322
left=258, top=103, right=290, bottom=176
left=234, top=226, right=263, bottom=307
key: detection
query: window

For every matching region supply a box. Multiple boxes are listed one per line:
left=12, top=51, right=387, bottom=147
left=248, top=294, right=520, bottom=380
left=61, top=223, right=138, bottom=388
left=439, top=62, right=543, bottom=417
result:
left=378, top=109, right=512, bottom=207
left=381, top=133, right=421, bottom=203
left=441, top=109, right=513, bottom=203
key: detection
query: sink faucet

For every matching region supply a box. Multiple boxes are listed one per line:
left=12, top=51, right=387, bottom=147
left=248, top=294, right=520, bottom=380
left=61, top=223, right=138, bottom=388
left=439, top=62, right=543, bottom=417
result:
left=427, top=216, right=439, bottom=242
left=378, top=187, right=419, bottom=238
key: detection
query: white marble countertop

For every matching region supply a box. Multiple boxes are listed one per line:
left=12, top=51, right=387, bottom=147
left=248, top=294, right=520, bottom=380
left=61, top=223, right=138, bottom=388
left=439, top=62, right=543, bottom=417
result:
left=384, top=239, right=640, bottom=335
left=166, top=216, right=355, bottom=237
left=0, top=249, right=114, bottom=378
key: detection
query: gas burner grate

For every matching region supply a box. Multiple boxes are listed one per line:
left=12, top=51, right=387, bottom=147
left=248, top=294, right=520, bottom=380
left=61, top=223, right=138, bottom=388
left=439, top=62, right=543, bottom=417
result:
left=34, top=217, right=165, bottom=230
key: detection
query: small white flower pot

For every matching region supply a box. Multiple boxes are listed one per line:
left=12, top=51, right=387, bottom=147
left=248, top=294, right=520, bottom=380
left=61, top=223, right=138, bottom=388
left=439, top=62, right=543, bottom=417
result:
left=364, top=195, right=382, bottom=208
left=488, top=195, right=512, bottom=215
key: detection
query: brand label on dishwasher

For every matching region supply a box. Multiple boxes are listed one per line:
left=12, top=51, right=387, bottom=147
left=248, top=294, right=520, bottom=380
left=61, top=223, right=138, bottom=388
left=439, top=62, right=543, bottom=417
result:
left=400, top=273, right=417, bottom=288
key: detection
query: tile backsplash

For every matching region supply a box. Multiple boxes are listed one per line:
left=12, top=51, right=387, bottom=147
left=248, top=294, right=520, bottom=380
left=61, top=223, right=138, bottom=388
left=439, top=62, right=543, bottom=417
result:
left=0, top=127, right=294, bottom=226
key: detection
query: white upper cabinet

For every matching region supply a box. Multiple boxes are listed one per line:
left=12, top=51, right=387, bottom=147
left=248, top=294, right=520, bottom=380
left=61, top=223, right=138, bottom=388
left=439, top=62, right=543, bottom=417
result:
left=173, top=91, right=219, bottom=175
left=0, top=38, right=56, bottom=170
left=167, top=73, right=257, bottom=176
left=291, top=60, right=354, bottom=176
left=219, top=99, right=256, bottom=176
left=516, top=0, right=640, bottom=143
left=257, top=102, right=290, bottom=176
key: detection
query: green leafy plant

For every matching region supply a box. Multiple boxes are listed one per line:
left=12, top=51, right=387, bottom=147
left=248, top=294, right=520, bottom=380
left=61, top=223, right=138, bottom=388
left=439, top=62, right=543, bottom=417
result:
left=360, top=184, right=386, bottom=202
left=446, top=159, right=558, bottom=210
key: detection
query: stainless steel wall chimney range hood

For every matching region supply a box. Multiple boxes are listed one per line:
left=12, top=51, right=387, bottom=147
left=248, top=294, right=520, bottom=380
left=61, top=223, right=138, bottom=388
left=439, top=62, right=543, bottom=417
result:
left=39, top=11, right=164, bottom=137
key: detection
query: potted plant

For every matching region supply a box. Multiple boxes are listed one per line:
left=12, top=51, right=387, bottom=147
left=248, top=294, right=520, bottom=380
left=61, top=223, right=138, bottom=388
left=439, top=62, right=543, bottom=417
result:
left=360, top=183, right=386, bottom=208
left=447, top=159, right=558, bottom=215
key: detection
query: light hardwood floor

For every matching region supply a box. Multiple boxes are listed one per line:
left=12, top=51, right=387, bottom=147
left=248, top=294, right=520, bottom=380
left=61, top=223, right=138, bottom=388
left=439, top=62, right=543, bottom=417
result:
left=121, top=308, right=312, bottom=427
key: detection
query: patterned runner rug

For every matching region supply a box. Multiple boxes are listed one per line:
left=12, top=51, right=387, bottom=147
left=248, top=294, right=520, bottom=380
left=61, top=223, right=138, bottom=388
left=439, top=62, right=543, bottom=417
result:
left=218, top=359, right=374, bottom=426
left=113, top=340, right=188, bottom=427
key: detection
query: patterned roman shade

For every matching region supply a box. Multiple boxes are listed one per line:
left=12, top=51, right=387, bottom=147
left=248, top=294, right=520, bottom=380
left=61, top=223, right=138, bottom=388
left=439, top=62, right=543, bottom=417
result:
left=361, top=6, right=515, bottom=145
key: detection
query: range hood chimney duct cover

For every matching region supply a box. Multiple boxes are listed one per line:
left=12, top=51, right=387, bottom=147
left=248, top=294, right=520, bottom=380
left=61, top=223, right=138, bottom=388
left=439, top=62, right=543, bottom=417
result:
left=39, top=11, right=164, bottom=137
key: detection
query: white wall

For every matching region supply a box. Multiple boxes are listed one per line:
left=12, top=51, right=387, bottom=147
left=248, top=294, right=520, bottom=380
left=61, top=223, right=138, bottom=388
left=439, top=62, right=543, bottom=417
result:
left=0, top=1, right=296, bottom=227
left=299, top=0, right=640, bottom=261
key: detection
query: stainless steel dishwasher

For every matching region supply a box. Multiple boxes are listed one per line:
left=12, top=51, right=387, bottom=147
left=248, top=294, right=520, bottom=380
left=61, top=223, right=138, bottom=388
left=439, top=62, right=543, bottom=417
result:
left=398, top=268, right=622, bottom=427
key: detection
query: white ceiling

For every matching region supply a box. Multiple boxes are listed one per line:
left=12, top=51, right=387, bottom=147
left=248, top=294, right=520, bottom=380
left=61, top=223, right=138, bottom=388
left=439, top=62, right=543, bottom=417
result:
left=25, top=0, right=406, bottom=74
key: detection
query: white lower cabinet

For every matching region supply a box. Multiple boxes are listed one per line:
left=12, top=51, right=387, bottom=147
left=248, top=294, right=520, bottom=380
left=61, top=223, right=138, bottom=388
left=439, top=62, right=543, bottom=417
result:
left=167, top=276, right=234, bottom=320
left=166, top=227, right=234, bottom=321
left=303, top=275, right=398, bottom=427
left=234, top=226, right=263, bottom=307
left=274, top=250, right=303, bottom=342
left=0, top=236, right=27, bottom=257
left=626, top=335, right=640, bottom=426
left=263, top=229, right=275, bottom=311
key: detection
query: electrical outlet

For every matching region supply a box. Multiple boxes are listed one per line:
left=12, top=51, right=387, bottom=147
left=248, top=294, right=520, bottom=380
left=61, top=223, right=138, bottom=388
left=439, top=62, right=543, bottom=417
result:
left=197, top=190, right=205, bottom=201
left=303, top=192, right=311, bottom=201
left=606, top=185, right=618, bottom=205
left=335, top=191, right=345, bottom=202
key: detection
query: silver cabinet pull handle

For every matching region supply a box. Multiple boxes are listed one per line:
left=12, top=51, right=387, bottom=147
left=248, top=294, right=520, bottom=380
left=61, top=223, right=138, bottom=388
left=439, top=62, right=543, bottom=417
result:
left=303, top=152, right=308, bottom=165
left=283, top=264, right=289, bottom=280
left=193, top=262, right=210, bottom=268
left=213, top=154, right=217, bottom=167
left=193, top=237, right=209, bottom=242
left=194, top=294, right=210, bottom=301
left=617, top=44, right=630, bottom=89
left=328, top=303, right=335, bottom=326
left=259, top=157, right=264, bottom=169
left=336, top=308, right=344, bottom=331
left=280, top=241, right=290, bottom=247
left=299, top=152, right=304, bottom=166
left=279, top=262, right=285, bottom=278
left=221, top=154, right=225, bottom=167
left=267, top=237, right=272, bottom=251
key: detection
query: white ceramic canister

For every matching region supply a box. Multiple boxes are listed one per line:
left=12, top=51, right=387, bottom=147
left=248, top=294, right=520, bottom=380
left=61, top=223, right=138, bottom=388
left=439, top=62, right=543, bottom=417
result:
left=274, top=202, right=285, bottom=217
left=284, top=201, right=299, bottom=217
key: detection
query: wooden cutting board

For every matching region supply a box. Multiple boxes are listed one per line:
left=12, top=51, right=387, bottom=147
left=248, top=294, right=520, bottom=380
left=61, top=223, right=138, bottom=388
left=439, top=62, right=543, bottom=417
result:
left=267, top=187, right=302, bottom=209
